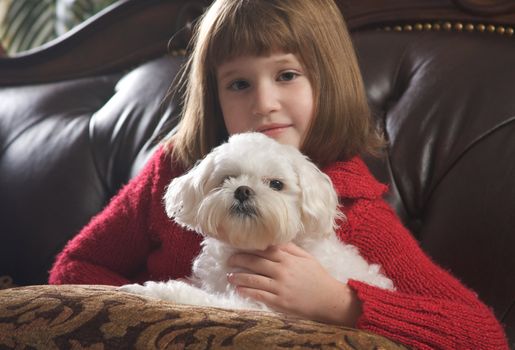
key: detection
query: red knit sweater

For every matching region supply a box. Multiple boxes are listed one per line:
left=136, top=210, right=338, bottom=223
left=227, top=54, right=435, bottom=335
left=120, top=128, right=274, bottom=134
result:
left=49, top=147, right=508, bottom=349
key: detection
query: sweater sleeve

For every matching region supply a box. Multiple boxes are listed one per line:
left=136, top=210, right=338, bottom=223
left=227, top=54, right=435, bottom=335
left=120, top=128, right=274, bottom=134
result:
left=48, top=148, right=172, bottom=286
left=345, top=198, right=509, bottom=350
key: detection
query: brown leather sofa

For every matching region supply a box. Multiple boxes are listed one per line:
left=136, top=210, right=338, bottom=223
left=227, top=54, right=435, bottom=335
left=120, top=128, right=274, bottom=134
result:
left=0, top=0, right=513, bottom=348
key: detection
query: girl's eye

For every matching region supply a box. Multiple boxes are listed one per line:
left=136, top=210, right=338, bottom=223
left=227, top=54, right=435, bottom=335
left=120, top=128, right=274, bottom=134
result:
left=269, top=179, right=284, bottom=191
left=228, top=80, right=249, bottom=91
left=278, top=72, right=298, bottom=82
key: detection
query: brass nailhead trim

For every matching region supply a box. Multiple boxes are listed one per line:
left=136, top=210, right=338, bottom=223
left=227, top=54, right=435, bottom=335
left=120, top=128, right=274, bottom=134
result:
left=382, top=22, right=514, bottom=37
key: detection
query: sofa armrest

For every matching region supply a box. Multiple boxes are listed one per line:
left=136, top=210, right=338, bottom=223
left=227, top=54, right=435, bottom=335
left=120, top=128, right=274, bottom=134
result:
left=0, top=285, right=407, bottom=349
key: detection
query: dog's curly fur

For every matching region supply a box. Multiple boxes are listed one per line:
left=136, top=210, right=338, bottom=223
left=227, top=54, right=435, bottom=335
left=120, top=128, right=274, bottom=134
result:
left=120, top=133, right=394, bottom=311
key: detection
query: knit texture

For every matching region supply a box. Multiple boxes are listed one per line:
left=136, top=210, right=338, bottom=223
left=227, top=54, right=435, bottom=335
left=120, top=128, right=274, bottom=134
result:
left=49, top=147, right=508, bottom=349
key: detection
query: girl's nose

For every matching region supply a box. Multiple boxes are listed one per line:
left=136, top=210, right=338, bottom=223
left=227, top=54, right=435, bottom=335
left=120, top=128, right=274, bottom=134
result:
left=251, top=83, right=280, bottom=117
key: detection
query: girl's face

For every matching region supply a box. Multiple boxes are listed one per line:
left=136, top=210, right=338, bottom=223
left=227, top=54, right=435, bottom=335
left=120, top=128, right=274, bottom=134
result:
left=216, top=52, right=314, bottom=149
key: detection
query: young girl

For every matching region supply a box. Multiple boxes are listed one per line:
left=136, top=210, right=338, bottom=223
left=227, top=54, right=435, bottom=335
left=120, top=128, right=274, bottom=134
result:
left=49, top=0, right=508, bottom=348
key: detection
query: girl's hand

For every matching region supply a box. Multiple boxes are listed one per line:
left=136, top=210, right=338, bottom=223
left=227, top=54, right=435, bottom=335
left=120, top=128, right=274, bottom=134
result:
left=227, top=243, right=362, bottom=326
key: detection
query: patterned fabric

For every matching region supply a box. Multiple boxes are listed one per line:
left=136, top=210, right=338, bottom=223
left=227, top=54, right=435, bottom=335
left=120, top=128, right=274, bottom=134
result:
left=0, top=285, right=408, bottom=349
left=0, top=0, right=116, bottom=54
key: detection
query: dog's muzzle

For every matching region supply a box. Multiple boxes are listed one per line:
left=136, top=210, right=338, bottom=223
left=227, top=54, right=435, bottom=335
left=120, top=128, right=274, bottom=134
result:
left=234, top=186, right=254, bottom=203
left=231, top=186, right=258, bottom=217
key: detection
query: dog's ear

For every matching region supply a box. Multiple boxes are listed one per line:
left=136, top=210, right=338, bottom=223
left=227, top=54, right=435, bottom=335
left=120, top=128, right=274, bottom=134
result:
left=163, top=153, right=215, bottom=230
left=290, top=151, right=342, bottom=237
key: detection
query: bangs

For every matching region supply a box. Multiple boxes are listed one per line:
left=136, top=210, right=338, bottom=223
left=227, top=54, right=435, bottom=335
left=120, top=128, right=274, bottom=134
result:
left=206, top=2, right=300, bottom=67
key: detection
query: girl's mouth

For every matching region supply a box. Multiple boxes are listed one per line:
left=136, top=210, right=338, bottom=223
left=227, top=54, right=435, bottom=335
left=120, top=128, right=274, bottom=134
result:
left=257, top=124, right=291, bottom=136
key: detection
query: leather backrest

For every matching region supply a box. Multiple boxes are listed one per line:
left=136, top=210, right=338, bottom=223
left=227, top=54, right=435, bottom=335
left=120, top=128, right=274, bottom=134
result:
left=0, top=55, right=182, bottom=285
left=354, top=30, right=515, bottom=324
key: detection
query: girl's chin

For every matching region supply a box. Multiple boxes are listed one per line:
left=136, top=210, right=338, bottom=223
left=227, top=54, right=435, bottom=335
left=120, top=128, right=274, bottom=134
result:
left=260, top=129, right=300, bottom=148
left=229, top=128, right=301, bottom=148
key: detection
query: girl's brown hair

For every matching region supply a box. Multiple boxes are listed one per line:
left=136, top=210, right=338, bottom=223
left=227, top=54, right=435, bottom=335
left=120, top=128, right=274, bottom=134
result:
left=166, top=0, right=383, bottom=169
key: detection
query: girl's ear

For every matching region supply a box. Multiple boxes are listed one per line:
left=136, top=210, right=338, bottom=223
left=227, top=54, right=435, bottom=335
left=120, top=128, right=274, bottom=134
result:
left=163, top=153, right=215, bottom=230
left=290, top=150, right=343, bottom=237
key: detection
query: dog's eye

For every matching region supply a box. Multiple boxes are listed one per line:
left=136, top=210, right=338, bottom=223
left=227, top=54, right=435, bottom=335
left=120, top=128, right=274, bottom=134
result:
left=269, top=179, right=284, bottom=191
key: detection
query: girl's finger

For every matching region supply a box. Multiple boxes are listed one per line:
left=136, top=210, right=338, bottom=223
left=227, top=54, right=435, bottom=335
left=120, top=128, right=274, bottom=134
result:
left=227, top=272, right=277, bottom=294
left=246, top=245, right=284, bottom=261
left=234, top=285, right=280, bottom=308
left=277, top=242, right=311, bottom=258
left=228, top=252, right=279, bottom=276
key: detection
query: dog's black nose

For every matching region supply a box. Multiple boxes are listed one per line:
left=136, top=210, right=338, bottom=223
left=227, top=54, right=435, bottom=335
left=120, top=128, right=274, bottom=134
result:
left=234, top=186, right=254, bottom=202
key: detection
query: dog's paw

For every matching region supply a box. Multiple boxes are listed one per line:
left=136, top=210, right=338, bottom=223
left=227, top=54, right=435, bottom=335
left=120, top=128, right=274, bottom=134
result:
left=118, top=280, right=186, bottom=301
left=118, top=283, right=149, bottom=296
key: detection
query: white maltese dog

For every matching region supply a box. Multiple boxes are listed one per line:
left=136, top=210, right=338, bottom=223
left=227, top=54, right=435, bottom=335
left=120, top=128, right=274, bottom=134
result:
left=120, top=132, right=394, bottom=311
